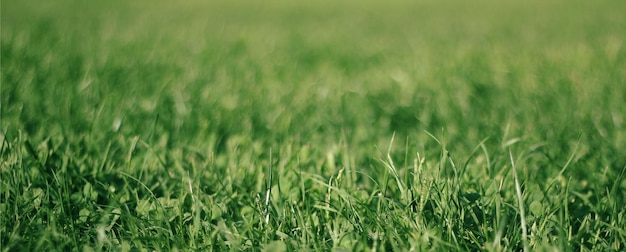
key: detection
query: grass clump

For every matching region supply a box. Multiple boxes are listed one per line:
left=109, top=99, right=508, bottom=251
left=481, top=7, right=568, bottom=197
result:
left=2, top=0, right=625, bottom=251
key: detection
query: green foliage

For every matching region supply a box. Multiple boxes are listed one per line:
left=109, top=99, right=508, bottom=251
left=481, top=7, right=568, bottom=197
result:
left=2, top=0, right=625, bottom=251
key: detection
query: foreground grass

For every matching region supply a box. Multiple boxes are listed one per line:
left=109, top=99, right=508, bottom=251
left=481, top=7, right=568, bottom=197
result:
left=2, top=0, right=625, bottom=251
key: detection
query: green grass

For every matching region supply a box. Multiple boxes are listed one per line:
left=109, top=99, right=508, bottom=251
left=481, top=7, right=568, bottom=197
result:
left=2, top=0, right=625, bottom=251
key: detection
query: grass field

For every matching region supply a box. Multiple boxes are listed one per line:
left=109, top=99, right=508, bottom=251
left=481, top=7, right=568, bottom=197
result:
left=2, top=0, right=626, bottom=251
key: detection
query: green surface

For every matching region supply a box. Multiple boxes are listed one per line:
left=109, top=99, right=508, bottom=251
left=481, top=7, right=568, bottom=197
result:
left=2, top=0, right=625, bottom=251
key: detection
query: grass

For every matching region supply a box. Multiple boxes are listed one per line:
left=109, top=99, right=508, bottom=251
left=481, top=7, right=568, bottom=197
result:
left=1, top=0, right=625, bottom=251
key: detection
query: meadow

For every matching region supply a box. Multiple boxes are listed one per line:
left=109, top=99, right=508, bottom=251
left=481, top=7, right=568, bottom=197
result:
left=1, top=0, right=625, bottom=251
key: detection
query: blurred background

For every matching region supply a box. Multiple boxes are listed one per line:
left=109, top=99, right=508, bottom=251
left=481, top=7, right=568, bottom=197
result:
left=3, top=0, right=625, bottom=169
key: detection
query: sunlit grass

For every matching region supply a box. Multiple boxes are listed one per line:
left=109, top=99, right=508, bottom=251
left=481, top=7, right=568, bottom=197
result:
left=2, top=0, right=625, bottom=251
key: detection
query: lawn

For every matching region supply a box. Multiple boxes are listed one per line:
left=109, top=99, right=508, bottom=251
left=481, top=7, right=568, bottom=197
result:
left=1, top=0, right=625, bottom=251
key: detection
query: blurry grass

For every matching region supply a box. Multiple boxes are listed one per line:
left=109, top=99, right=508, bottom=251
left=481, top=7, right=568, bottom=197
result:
left=2, top=0, right=626, bottom=251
